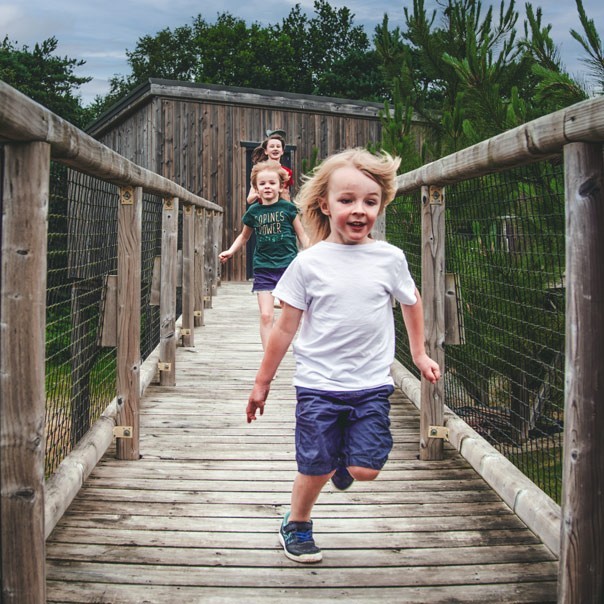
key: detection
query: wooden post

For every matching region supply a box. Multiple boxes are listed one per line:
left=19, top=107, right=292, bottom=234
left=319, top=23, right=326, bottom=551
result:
left=181, top=204, right=195, bottom=347
left=1, top=141, right=50, bottom=603
left=558, top=142, right=604, bottom=603
left=203, top=210, right=214, bottom=308
left=212, top=210, right=223, bottom=292
left=419, top=185, right=446, bottom=461
left=194, top=208, right=206, bottom=327
left=159, top=197, right=179, bottom=386
left=116, top=185, right=142, bottom=460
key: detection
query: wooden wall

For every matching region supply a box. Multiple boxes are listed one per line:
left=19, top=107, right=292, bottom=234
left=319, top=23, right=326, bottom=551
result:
left=93, top=82, right=383, bottom=281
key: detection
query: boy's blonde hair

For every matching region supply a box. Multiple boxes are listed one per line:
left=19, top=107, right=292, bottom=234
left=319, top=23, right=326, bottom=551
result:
left=250, top=159, right=290, bottom=190
left=296, top=148, right=401, bottom=244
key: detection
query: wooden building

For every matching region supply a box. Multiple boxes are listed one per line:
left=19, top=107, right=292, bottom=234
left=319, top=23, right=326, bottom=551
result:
left=88, top=78, right=384, bottom=281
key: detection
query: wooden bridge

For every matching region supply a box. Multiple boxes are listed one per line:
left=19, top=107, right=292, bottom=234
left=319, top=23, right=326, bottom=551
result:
left=45, top=282, right=558, bottom=603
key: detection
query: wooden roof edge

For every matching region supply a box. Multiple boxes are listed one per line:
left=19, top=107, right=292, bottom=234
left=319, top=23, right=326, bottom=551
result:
left=87, top=78, right=387, bottom=137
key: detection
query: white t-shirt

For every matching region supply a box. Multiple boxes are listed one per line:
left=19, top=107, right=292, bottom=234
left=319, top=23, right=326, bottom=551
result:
left=273, top=240, right=417, bottom=391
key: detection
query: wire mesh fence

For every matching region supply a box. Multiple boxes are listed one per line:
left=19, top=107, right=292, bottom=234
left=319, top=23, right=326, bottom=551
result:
left=44, top=164, right=170, bottom=476
left=388, top=157, right=565, bottom=503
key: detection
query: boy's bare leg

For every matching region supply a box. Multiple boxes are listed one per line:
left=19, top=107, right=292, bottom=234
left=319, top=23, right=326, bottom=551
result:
left=290, top=472, right=332, bottom=522
left=256, top=291, right=275, bottom=350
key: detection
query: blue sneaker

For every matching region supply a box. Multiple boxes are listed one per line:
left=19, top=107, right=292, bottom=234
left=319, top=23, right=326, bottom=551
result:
left=331, top=464, right=354, bottom=491
left=279, top=512, right=322, bottom=563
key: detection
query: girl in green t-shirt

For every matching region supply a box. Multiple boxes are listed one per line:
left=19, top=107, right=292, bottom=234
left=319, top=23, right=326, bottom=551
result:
left=220, top=160, right=308, bottom=349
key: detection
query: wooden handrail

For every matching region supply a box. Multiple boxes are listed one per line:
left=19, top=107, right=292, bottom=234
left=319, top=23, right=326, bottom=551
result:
left=0, top=81, right=222, bottom=212
left=395, top=95, right=604, bottom=194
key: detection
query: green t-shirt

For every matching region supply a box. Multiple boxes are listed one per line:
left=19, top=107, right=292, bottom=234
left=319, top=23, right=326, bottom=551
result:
left=242, top=199, right=300, bottom=270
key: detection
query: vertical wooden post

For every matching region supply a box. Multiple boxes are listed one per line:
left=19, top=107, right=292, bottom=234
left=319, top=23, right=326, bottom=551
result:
left=194, top=208, right=206, bottom=327
left=1, top=141, right=50, bottom=603
left=212, top=210, right=223, bottom=292
left=159, top=197, right=179, bottom=386
left=116, top=185, right=142, bottom=460
left=419, top=185, right=446, bottom=461
left=203, top=210, right=214, bottom=308
left=181, top=204, right=195, bottom=347
left=558, top=142, right=604, bottom=603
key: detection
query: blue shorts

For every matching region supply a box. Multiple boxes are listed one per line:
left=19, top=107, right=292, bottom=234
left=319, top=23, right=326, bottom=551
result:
left=251, top=267, right=287, bottom=293
left=294, top=385, right=394, bottom=476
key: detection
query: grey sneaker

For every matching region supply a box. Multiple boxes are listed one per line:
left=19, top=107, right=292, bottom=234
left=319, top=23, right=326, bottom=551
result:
left=279, top=512, right=322, bottom=563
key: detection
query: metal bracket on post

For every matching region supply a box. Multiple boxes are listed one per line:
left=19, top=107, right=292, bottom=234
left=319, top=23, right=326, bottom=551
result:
left=429, top=186, right=444, bottom=205
left=428, top=425, right=449, bottom=440
left=120, top=186, right=134, bottom=205
left=113, top=426, right=133, bottom=438
left=158, top=362, right=172, bottom=372
left=180, top=328, right=191, bottom=336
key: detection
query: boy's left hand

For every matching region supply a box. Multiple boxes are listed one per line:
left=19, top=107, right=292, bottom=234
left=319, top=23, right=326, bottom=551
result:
left=414, top=354, right=441, bottom=384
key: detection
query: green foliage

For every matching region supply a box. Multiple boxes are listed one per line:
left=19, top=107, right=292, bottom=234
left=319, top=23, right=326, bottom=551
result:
left=376, top=0, right=600, bottom=167
left=0, top=35, right=91, bottom=126
left=570, top=0, right=604, bottom=93
left=301, top=147, right=320, bottom=176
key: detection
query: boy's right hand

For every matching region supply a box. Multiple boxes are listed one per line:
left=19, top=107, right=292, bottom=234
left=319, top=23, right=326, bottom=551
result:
left=219, top=251, right=231, bottom=263
left=247, top=382, right=270, bottom=423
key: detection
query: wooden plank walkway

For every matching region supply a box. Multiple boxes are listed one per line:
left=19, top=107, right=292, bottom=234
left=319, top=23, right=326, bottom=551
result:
left=46, top=281, right=559, bottom=603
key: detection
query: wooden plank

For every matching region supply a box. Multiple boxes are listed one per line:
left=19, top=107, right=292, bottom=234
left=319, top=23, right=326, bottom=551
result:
left=45, top=559, right=557, bottom=588
left=47, top=581, right=557, bottom=604
left=48, top=526, right=541, bottom=550
left=1, top=141, right=50, bottom=603
left=159, top=197, right=178, bottom=385
left=47, top=542, right=555, bottom=567
left=559, top=141, right=604, bottom=602
left=116, top=185, right=142, bottom=460
left=181, top=203, right=195, bottom=347
left=420, top=185, right=445, bottom=460
left=193, top=208, right=205, bottom=326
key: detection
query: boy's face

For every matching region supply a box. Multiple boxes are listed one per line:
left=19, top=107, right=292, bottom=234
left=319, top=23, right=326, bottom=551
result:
left=255, top=169, right=283, bottom=204
left=265, top=139, right=284, bottom=162
left=320, top=166, right=382, bottom=245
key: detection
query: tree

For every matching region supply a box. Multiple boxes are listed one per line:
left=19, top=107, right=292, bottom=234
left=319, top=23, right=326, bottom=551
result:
left=571, top=0, right=604, bottom=94
left=90, top=0, right=384, bottom=119
left=0, top=36, right=91, bottom=127
left=520, top=3, right=587, bottom=111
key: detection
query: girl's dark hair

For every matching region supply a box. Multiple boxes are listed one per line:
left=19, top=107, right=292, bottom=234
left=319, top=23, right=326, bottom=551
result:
left=263, top=133, right=286, bottom=149
left=251, top=146, right=267, bottom=164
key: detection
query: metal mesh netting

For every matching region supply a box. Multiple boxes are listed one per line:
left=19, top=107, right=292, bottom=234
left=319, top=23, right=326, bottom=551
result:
left=44, top=165, right=165, bottom=476
left=388, top=158, right=565, bottom=503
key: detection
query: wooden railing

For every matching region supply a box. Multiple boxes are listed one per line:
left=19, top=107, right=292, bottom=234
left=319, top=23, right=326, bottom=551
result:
left=0, top=81, right=223, bottom=603
left=390, top=94, right=604, bottom=604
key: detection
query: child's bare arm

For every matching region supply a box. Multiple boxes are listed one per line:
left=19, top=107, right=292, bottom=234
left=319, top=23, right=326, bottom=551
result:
left=247, top=303, right=303, bottom=422
left=400, top=289, right=441, bottom=384
left=247, top=186, right=258, bottom=204
left=219, top=225, right=253, bottom=263
left=293, top=216, right=309, bottom=249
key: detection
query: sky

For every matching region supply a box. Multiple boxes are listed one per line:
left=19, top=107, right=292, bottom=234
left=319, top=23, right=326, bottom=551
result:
left=2, top=0, right=603, bottom=106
